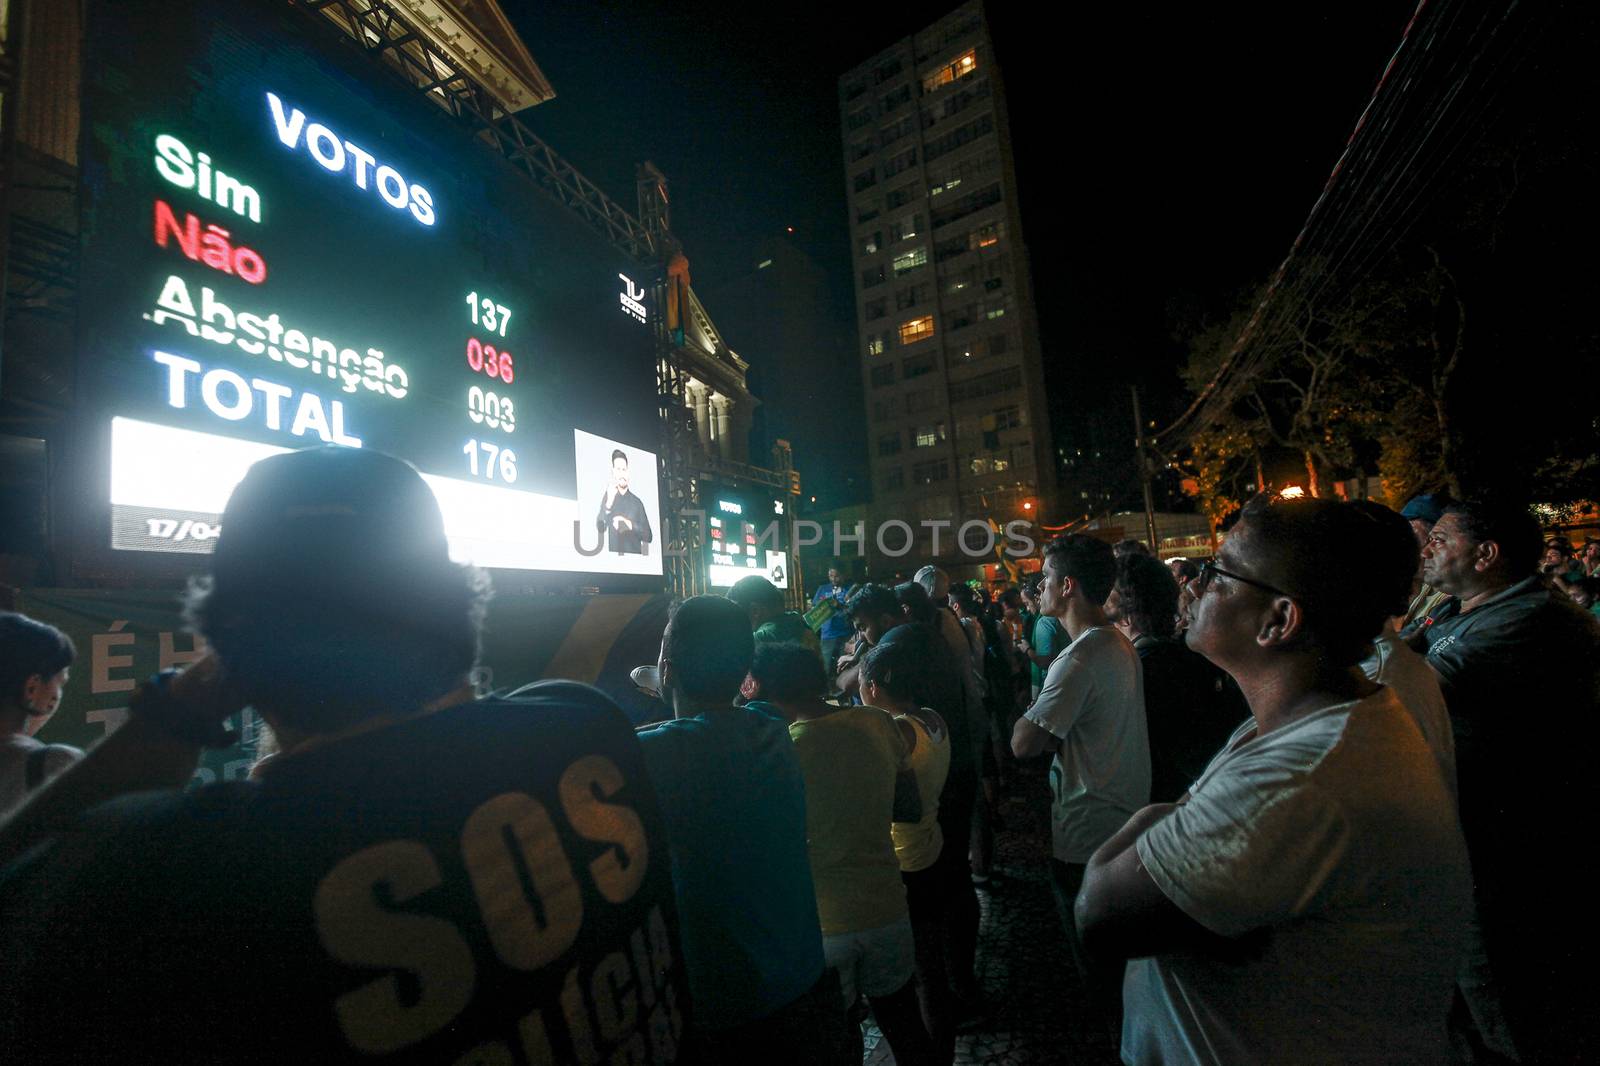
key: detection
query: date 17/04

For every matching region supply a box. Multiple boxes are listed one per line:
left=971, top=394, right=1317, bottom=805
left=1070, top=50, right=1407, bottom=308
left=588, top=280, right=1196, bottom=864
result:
left=466, top=292, right=511, bottom=337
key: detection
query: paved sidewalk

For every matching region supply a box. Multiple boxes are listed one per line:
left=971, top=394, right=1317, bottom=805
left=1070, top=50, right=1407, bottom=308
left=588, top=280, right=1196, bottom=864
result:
left=866, top=766, right=1121, bottom=1065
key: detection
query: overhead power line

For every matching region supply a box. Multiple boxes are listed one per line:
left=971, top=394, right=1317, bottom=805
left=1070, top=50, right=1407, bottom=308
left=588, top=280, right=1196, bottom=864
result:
left=1158, top=0, right=1539, bottom=448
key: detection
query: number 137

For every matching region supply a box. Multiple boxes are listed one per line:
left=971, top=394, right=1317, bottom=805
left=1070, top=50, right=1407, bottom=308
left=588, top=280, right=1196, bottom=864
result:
left=466, top=292, right=511, bottom=337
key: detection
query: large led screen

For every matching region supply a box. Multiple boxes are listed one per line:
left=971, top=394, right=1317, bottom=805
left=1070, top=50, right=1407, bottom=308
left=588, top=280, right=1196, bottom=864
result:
left=80, top=0, right=664, bottom=577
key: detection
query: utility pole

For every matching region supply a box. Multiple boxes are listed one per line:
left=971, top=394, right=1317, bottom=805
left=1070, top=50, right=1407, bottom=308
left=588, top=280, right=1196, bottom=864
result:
left=1131, top=385, right=1159, bottom=552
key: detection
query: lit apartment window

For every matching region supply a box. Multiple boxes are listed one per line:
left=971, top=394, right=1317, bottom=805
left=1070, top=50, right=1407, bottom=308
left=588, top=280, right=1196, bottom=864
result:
left=921, top=50, right=978, bottom=94
left=893, top=247, right=928, bottom=275
left=860, top=231, right=882, bottom=255
left=985, top=306, right=1005, bottom=320
left=866, top=332, right=887, bottom=356
left=914, top=423, right=946, bottom=447
left=968, top=222, right=1002, bottom=250
left=899, top=315, right=935, bottom=344
left=890, top=214, right=921, bottom=242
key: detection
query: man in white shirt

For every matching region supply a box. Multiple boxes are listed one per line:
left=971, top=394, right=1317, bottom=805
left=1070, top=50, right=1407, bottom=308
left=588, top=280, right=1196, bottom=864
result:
left=1076, top=495, right=1470, bottom=1065
left=1010, top=534, right=1148, bottom=1031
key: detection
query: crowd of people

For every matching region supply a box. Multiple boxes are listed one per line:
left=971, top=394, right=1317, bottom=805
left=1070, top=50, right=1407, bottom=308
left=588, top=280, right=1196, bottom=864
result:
left=0, top=445, right=1596, bottom=1064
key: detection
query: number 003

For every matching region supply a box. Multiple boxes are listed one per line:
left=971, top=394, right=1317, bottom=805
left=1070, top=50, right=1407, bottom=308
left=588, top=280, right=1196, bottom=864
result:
left=467, top=387, right=516, bottom=433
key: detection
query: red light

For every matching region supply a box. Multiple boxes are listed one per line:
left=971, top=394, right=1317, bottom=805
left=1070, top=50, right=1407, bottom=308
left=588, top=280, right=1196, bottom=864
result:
left=1023, top=501, right=1034, bottom=511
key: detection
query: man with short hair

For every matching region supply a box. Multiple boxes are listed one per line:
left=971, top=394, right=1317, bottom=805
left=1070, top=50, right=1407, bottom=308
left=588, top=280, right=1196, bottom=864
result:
left=914, top=565, right=986, bottom=719
left=596, top=448, right=653, bottom=554
left=1105, top=553, right=1243, bottom=804
left=637, top=598, right=847, bottom=1064
left=1414, top=498, right=1600, bottom=1062
left=729, top=574, right=819, bottom=656
left=1581, top=537, right=1600, bottom=577
left=1347, top=501, right=1456, bottom=796
left=1398, top=492, right=1453, bottom=632
left=0, top=447, right=690, bottom=1063
left=1078, top=496, right=1471, bottom=1063
left=811, top=565, right=858, bottom=674
left=0, top=612, right=83, bottom=814
left=1010, top=534, right=1148, bottom=1028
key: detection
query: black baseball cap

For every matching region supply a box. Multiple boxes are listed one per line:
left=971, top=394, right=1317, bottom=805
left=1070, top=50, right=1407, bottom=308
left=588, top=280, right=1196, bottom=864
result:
left=211, top=446, right=452, bottom=595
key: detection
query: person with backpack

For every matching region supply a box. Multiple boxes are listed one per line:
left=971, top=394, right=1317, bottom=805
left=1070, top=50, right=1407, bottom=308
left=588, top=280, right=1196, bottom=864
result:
left=0, top=612, right=83, bottom=815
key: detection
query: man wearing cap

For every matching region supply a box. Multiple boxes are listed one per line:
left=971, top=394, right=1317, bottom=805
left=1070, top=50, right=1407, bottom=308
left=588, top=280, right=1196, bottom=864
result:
left=0, top=447, right=690, bottom=1064
left=1398, top=493, right=1453, bottom=634
left=1410, top=497, right=1600, bottom=1062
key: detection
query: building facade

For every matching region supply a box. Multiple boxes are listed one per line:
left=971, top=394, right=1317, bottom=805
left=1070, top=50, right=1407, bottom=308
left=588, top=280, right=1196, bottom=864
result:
left=699, top=233, right=866, bottom=511
left=838, top=1, right=1054, bottom=576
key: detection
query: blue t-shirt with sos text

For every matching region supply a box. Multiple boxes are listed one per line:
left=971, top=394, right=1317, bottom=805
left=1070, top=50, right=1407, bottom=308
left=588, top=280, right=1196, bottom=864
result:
left=0, top=683, right=689, bottom=1065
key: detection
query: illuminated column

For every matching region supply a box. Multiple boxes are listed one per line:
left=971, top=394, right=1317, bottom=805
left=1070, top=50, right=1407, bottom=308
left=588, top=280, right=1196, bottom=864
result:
left=714, top=396, right=732, bottom=460
left=691, top=387, right=711, bottom=451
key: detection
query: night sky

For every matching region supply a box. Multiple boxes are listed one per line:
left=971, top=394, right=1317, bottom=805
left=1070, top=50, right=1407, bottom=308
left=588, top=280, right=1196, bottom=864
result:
left=502, top=1, right=1415, bottom=507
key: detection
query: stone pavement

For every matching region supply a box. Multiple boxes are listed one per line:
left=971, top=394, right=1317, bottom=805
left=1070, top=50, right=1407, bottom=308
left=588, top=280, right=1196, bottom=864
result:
left=865, top=766, right=1121, bottom=1066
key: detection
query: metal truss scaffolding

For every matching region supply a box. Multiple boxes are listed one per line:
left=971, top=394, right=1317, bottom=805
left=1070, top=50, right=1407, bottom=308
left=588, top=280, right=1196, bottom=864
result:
left=290, top=0, right=702, bottom=598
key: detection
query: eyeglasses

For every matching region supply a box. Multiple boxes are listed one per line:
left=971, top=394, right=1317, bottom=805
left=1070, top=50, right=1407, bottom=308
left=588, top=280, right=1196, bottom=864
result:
left=1195, top=559, right=1295, bottom=600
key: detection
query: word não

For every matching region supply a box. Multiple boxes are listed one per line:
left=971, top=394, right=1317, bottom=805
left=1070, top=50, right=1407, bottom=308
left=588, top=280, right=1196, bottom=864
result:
left=154, top=200, right=267, bottom=284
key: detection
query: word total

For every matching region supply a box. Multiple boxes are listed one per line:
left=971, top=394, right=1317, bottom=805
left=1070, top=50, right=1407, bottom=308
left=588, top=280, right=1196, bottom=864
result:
left=153, top=350, right=362, bottom=447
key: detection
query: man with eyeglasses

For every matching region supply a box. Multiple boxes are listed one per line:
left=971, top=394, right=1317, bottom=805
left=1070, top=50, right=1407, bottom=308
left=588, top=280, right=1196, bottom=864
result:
left=1412, top=498, right=1600, bottom=1062
left=1076, top=495, right=1470, bottom=1064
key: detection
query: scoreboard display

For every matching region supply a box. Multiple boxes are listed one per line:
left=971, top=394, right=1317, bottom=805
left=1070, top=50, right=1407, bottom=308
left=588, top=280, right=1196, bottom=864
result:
left=79, top=0, right=664, bottom=578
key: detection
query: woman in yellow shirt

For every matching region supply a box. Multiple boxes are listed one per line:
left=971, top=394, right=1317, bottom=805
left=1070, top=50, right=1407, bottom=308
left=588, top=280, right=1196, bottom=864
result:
left=862, top=642, right=954, bottom=1064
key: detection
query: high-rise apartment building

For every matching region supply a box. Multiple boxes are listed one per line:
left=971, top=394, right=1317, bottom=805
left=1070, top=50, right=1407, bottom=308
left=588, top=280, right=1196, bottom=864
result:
left=839, top=1, right=1054, bottom=574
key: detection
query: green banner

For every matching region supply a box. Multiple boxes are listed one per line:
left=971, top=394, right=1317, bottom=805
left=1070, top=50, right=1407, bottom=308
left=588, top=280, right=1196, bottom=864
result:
left=17, top=588, right=671, bottom=785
